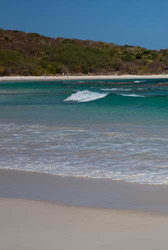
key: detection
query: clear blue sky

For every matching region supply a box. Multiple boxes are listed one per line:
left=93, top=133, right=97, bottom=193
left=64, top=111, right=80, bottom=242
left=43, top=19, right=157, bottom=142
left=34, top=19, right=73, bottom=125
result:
left=1, top=0, right=168, bottom=50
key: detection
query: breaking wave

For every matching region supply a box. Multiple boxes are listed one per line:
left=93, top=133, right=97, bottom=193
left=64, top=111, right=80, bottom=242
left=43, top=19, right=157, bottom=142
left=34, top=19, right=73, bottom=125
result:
left=64, top=90, right=108, bottom=102
left=134, top=80, right=145, bottom=83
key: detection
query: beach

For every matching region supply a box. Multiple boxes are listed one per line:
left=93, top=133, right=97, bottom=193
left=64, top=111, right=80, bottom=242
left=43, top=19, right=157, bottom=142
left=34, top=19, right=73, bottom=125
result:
left=2, top=0, right=168, bottom=247
left=1, top=74, right=168, bottom=81
left=1, top=170, right=168, bottom=250
left=1, top=197, right=168, bottom=250
left=1, top=169, right=168, bottom=213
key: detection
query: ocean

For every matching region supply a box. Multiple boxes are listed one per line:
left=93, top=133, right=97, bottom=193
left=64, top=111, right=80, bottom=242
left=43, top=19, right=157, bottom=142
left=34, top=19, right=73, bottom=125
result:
left=1, top=79, right=168, bottom=185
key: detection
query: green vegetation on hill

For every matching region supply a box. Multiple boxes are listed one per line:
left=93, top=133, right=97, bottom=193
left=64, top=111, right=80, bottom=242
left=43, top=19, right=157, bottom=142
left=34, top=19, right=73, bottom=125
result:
left=0, top=28, right=168, bottom=76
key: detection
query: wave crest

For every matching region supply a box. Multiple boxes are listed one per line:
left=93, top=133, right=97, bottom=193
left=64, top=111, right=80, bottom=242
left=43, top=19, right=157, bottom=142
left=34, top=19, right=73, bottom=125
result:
left=134, top=80, right=145, bottom=83
left=118, top=93, right=145, bottom=97
left=64, top=90, right=108, bottom=102
left=101, top=88, right=132, bottom=91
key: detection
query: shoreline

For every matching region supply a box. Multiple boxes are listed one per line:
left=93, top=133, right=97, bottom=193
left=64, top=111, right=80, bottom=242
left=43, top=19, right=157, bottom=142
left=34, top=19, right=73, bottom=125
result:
left=1, top=74, right=168, bottom=82
left=1, top=169, right=168, bottom=214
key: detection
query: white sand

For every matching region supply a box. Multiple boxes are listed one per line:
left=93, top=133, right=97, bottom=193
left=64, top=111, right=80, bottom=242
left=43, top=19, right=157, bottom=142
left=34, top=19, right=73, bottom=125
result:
left=1, top=197, right=168, bottom=250
left=1, top=74, right=168, bottom=82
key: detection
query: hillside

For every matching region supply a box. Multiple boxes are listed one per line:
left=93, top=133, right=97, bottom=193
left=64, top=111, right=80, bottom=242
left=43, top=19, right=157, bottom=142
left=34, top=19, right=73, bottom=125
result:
left=0, top=28, right=168, bottom=76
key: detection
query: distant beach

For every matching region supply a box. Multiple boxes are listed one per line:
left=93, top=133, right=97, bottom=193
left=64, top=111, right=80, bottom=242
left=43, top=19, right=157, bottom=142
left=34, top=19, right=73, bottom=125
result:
left=1, top=74, right=168, bottom=82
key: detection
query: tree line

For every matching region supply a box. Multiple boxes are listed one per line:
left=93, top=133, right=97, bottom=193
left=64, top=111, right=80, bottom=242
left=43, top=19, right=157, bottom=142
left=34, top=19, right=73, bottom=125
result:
left=0, top=28, right=168, bottom=76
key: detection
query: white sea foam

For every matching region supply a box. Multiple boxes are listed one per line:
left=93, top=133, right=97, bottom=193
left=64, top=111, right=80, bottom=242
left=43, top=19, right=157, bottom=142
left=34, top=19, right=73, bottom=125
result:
left=118, top=93, right=145, bottom=97
left=134, top=80, right=145, bottom=83
left=101, top=88, right=132, bottom=91
left=1, top=122, right=168, bottom=185
left=64, top=90, right=108, bottom=102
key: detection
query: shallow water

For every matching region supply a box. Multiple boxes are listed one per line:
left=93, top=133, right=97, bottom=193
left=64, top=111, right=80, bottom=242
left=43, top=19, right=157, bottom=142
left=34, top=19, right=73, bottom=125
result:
left=1, top=79, right=168, bottom=184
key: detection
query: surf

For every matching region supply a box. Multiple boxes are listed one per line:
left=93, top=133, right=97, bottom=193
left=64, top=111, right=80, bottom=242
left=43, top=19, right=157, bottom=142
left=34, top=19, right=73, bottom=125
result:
left=117, top=93, right=145, bottom=97
left=64, top=90, right=108, bottom=103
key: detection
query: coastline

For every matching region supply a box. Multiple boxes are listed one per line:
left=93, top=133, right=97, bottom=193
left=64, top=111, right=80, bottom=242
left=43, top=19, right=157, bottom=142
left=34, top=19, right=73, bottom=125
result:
left=1, top=77, right=168, bottom=249
left=1, top=74, right=168, bottom=82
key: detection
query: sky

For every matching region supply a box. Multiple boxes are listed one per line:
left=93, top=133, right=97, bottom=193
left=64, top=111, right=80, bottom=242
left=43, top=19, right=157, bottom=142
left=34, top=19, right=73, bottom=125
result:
left=1, top=0, right=168, bottom=50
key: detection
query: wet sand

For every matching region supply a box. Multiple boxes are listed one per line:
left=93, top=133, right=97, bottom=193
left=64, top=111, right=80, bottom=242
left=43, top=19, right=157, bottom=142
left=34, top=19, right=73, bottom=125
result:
left=1, top=169, right=168, bottom=213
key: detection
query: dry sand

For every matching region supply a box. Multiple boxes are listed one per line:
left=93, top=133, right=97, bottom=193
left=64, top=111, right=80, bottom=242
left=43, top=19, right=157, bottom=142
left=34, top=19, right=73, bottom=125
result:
left=1, top=170, right=168, bottom=250
left=1, top=197, right=168, bottom=250
left=1, top=74, right=168, bottom=82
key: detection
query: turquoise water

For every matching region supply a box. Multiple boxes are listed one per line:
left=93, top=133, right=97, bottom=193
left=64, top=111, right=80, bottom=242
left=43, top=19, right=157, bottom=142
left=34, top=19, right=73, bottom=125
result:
left=1, top=79, right=168, bottom=184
